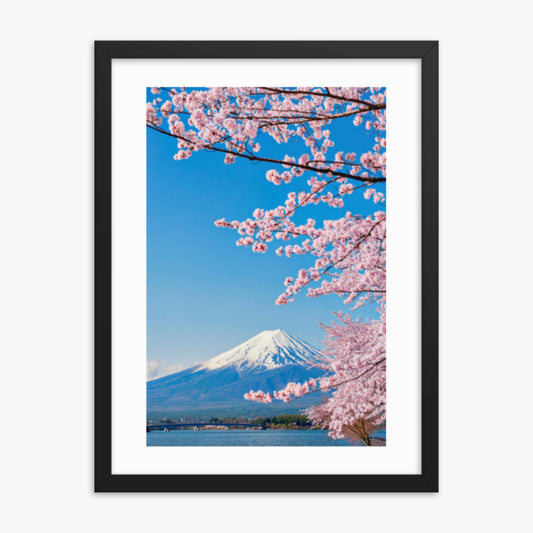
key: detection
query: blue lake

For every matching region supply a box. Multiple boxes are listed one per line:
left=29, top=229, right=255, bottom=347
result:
left=147, top=429, right=386, bottom=446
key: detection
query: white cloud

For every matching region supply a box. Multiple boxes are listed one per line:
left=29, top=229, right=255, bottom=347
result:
left=146, top=360, right=183, bottom=381
left=146, top=360, right=159, bottom=380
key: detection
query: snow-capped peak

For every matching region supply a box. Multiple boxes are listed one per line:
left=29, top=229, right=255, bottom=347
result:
left=195, top=329, right=322, bottom=372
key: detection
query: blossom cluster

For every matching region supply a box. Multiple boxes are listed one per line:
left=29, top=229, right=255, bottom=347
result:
left=147, top=86, right=386, bottom=183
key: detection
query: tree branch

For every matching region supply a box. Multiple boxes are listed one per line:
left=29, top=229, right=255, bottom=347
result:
left=147, top=124, right=386, bottom=184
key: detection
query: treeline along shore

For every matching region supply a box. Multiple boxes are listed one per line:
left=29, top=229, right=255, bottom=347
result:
left=147, top=414, right=319, bottom=430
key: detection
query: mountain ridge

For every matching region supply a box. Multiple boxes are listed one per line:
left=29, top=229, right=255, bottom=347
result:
left=147, top=329, right=326, bottom=417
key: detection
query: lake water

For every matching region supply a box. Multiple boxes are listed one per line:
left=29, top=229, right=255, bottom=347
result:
left=147, top=429, right=386, bottom=446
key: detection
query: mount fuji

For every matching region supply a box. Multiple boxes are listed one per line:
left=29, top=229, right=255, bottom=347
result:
left=147, top=329, right=327, bottom=417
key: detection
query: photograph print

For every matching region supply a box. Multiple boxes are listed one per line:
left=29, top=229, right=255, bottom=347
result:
left=146, top=86, right=386, bottom=447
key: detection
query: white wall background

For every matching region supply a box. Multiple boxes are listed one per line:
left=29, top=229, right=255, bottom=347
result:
left=1, top=1, right=531, bottom=532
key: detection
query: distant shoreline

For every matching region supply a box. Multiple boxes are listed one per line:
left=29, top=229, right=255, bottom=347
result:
left=147, top=426, right=322, bottom=432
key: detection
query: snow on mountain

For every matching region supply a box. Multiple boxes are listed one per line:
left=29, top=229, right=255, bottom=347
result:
left=147, top=329, right=326, bottom=416
left=195, top=329, right=323, bottom=372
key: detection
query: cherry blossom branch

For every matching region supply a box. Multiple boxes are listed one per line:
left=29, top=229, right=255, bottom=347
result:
left=147, top=124, right=386, bottom=184
left=258, top=87, right=383, bottom=109
left=245, top=357, right=385, bottom=403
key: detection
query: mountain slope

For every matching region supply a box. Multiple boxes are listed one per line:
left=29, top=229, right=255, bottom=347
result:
left=147, top=330, right=326, bottom=417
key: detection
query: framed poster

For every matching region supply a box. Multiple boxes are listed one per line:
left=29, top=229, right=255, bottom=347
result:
left=95, top=41, right=438, bottom=492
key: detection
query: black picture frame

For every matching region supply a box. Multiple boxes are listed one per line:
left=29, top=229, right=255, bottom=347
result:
left=95, top=40, right=438, bottom=493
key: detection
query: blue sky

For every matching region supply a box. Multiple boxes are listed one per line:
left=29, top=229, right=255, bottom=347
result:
left=147, top=88, right=385, bottom=376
